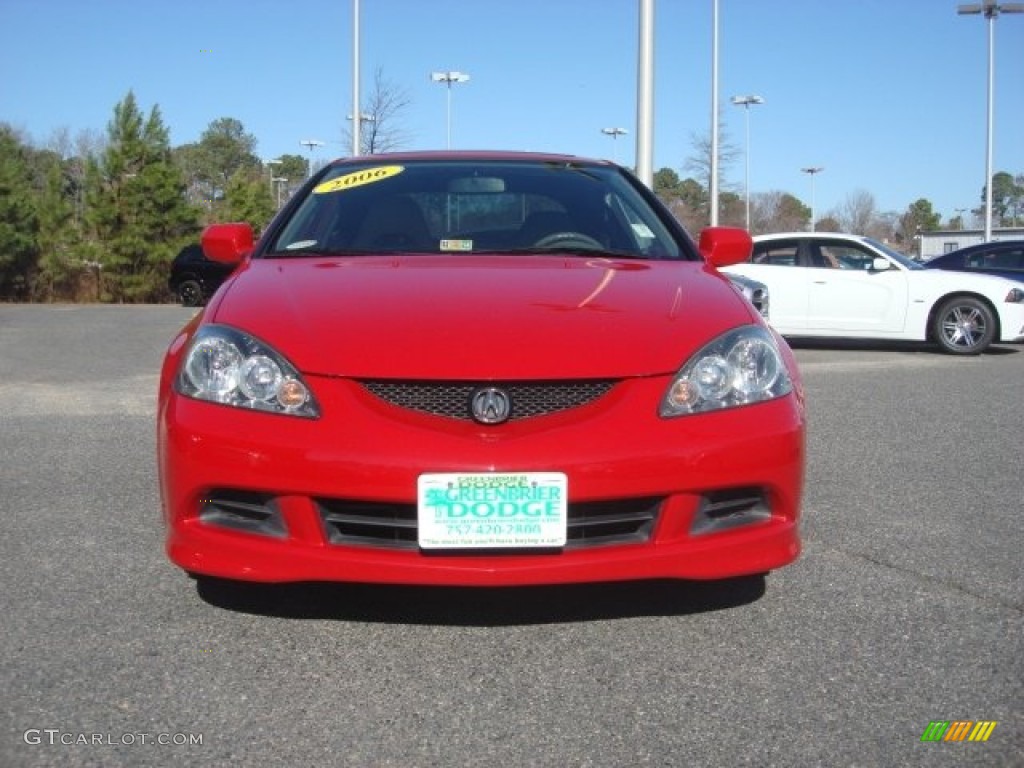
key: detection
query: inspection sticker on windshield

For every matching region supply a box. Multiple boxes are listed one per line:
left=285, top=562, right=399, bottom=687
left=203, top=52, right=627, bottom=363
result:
left=417, top=472, right=567, bottom=549
left=313, top=165, right=404, bottom=194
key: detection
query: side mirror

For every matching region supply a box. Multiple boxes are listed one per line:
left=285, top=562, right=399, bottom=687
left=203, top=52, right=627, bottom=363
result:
left=202, top=223, right=254, bottom=264
left=869, top=257, right=890, bottom=272
left=698, top=226, right=753, bottom=268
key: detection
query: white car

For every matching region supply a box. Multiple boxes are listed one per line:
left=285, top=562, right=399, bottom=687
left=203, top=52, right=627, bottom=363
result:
left=722, top=232, right=1024, bottom=355
left=725, top=273, right=770, bottom=319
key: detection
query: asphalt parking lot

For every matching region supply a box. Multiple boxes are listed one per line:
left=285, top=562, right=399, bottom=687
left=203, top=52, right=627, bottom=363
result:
left=2, top=304, right=1021, bottom=768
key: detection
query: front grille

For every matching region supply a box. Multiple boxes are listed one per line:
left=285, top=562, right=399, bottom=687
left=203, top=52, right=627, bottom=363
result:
left=359, top=380, right=616, bottom=422
left=316, top=496, right=662, bottom=550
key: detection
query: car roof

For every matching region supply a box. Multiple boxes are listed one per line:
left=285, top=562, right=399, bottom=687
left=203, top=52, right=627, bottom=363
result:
left=942, top=239, right=1024, bottom=254
left=752, top=232, right=868, bottom=242
left=174, top=243, right=204, bottom=259
left=325, top=150, right=615, bottom=169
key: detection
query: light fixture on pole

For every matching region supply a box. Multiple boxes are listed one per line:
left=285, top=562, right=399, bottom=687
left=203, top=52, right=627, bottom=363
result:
left=957, top=1, right=1023, bottom=242
left=430, top=70, right=470, bottom=149
left=600, top=127, right=628, bottom=162
left=801, top=167, right=824, bottom=232
left=731, top=95, right=764, bottom=230
left=300, top=139, right=325, bottom=178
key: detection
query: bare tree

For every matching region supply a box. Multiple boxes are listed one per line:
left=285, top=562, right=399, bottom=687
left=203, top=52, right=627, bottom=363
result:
left=682, top=119, right=741, bottom=228
left=343, top=67, right=413, bottom=156
left=683, top=127, right=741, bottom=201
left=750, top=190, right=810, bottom=235
left=46, top=127, right=73, bottom=159
left=834, top=189, right=878, bottom=235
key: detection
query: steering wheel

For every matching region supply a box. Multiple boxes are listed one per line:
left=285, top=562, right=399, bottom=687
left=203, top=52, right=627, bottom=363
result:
left=533, top=231, right=604, bottom=250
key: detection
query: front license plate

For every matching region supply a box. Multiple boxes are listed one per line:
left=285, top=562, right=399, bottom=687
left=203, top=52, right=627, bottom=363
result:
left=417, top=472, right=568, bottom=549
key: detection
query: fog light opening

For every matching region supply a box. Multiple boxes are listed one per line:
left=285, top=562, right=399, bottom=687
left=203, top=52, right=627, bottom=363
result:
left=690, top=487, right=771, bottom=535
left=198, top=492, right=287, bottom=538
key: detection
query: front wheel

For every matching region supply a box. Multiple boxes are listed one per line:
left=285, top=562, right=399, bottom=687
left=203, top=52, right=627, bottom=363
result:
left=931, top=296, right=995, bottom=355
left=177, top=279, right=203, bottom=307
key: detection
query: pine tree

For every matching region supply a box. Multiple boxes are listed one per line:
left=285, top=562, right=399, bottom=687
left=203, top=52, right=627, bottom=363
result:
left=0, top=125, right=40, bottom=300
left=32, top=153, right=79, bottom=300
left=84, top=91, right=199, bottom=302
left=224, top=169, right=275, bottom=233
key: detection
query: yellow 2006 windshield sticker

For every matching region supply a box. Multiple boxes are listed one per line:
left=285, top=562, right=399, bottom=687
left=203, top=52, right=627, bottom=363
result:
left=313, top=165, right=404, bottom=194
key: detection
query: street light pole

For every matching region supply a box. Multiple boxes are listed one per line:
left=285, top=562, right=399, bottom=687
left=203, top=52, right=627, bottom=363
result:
left=272, top=176, right=288, bottom=209
left=600, top=127, right=628, bottom=163
left=266, top=157, right=283, bottom=194
left=731, top=95, right=764, bottom=230
left=957, top=1, right=1023, bottom=242
left=430, top=71, right=470, bottom=149
left=709, top=0, right=720, bottom=225
left=351, top=0, right=361, bottom=157
left=347, top=113, right=376, bottom=155
left=635, top=0, right=654, bottom=188
left=801, top=167, right=824, bottom=232
left=300, top=139, right=325, bottom=178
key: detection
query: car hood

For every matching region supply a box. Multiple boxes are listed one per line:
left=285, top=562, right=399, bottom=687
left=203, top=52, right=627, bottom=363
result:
left=210, top=255, right=755, bottom=379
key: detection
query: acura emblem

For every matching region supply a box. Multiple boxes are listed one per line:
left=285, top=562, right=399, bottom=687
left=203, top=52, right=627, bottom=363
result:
left=470, top=387, right=511, bottom=425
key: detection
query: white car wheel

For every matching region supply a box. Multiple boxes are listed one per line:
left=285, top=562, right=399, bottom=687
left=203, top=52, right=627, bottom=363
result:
left=932, top=296, right=995, bottom=355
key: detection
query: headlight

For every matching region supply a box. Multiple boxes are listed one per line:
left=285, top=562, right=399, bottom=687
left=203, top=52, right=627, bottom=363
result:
left=660, top=325, right=793, bottom=417
left=177, top=325, right=320, bottom=418
left=1005, top=288, right=1024, bottom=304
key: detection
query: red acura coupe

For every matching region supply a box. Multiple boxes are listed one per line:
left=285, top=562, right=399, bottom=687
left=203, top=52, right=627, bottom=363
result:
left=157, top=151, right=805, bottom=586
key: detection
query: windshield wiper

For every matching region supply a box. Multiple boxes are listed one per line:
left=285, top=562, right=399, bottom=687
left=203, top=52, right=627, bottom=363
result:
left=525, top=246, right=645, bottom=259
left=264, top=247, right=393, bottom=258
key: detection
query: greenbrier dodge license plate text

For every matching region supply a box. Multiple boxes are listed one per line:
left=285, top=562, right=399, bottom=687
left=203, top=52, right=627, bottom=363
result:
left=417, top=472, right=568, bottom=549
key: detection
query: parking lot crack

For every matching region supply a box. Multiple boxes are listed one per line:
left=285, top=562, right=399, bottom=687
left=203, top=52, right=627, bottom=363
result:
left=810, top=540, right=1023, bottom=614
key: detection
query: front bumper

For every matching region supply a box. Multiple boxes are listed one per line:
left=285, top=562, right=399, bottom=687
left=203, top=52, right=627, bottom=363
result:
left=998, top=300, right=1024, bottom=343
left=158, top=375, right=804, bottom=586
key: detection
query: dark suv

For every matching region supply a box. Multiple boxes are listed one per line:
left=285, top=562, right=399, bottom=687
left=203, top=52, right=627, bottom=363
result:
left=168, top=244, right=235, bottom=306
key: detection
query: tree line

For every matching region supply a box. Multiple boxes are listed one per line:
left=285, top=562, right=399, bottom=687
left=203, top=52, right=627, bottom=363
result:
left=2, top=86, right=1022, bottom=302
left=657, top=165, right=1024, bottom=250
left=655, top=129, right=1024, bottom=250
left=0, top=91, right=313, bottom=302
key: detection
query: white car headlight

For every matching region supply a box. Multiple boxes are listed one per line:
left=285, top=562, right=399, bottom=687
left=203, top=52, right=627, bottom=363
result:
left=177, top=325, right=320, bottom=418
left=660, top=326, right=793, bottom=417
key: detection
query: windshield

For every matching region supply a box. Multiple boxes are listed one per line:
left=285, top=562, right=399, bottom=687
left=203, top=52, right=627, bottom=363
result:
left=265, top=159, right=687, bottom=260
left=865, top=237, right=923, bottom=270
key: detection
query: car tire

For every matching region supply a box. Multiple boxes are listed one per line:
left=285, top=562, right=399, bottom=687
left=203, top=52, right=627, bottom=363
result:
left=177, top=279, right=203, bottom=307
left=931, top=296, right=996, bottom=355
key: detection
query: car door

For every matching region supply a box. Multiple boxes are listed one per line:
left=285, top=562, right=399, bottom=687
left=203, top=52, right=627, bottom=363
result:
left=723, top=238, right=809, bottom=332
left=805, top=239, right=909, bottom=333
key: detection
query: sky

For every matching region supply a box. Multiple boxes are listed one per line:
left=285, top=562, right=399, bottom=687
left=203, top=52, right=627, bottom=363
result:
left=1, top=0, right=1022, bottom=223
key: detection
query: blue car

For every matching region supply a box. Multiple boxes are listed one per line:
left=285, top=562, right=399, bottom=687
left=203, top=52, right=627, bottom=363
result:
left=924, top=240, right=1024, bottom=284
